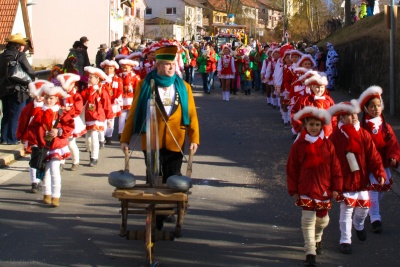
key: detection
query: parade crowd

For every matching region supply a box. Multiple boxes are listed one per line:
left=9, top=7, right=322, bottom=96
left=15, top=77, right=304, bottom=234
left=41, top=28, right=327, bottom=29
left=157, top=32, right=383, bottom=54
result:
left=0, top=30, right=399, bottom=267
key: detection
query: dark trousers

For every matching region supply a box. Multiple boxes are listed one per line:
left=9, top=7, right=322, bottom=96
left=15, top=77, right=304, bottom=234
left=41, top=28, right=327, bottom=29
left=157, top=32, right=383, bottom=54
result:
left=1, top=94, right=26, bottom=144
left=143, top=148, right=183, bottom=230
left=184, top=65, right=194, bottom=85
left=143, top=148, right=183, bottom=183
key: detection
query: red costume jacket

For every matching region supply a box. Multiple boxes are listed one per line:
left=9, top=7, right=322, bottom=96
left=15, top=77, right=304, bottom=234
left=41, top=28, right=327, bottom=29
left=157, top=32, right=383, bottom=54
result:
left=140, top=59, right=155, bottom=79
left=81, top=84, right=114, bottom=124
left=119, top=71, right=141, bottom=110
left=25, top=105, right=74, bottom=150
left=361, top=117, right=400, bottom=168
left=17, top=100, right=43, bottom=142
left=329, top=126, right=386, bottom=192
left=291, top=94, right=336, bottom=135
left=287, top=130, right=343, bottom=200
left=63, top=90, right=84, bottom=119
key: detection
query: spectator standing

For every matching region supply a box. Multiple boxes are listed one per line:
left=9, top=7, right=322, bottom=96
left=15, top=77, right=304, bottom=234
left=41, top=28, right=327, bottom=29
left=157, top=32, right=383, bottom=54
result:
left=119, top=36, right=132, bottom=55
left=95, top=44, right=108, bottom=68
left=79, top=36, right=91, bottom=68
left=111, top=40, right=122, bottom=60
left=197, top=42, right=217, bottom=94
left=67, top=41, right=85, bottom=75
left=0, top=33, right=35, bottom=144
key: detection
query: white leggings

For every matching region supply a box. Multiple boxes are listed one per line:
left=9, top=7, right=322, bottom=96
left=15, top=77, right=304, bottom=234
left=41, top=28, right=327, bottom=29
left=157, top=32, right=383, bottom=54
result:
left=68, top=137, right=79, bottom=164
left=29, top=167, right=41, bottom=184
left=339, top=202, right=369, bottom=244
left=301, top=210, right=329, bottom=255
left=41, top=159, right=61, bottom=198
left=86, top=130, right=100, bottom=159
left=119, top=111, right=128, bottom=134
left=104, top=117, right=115, bottom=138
left=368, top=191, right=385, bottom=223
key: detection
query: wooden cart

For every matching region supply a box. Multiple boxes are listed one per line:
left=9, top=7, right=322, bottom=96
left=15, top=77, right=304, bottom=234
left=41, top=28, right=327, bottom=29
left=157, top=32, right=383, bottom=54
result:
left=112, top=184, right=189, bottom=267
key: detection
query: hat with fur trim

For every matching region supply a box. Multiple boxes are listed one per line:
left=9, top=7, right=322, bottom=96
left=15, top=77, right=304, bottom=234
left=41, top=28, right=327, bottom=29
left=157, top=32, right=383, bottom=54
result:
left=297, top=70, right=319, bottom=83
left=42, top=86, right=68, bottom=99
left=100, top=59, right=119, bottom=69
left=296, top=54, right=316, bottom=68
left=221, top=43, right=232, bottom=52
left=328, top=100, right=361, bottom=117
left=272, top=48, right=280, bottom=55
left=293, top=67, right=309, bottom=75
left=119, top=59, right=139, bottom=67
left=57, top=73, right=81, bottom=90
left=279, top=44, right=293, bottom=58
left=127, top=51, right=143, bottom=60
left=294, top=106, right=331, bottom=125
left=115, top=54, right=127, bottom=61
left=28, top=80, right=54, bottom=97
left=358, top=85, right=384, bottom=111
left=304, top=74, right=328, bottom=86
left=84, top=66, right=109, bottom=81
left=290, top=50, right=303, bottom=58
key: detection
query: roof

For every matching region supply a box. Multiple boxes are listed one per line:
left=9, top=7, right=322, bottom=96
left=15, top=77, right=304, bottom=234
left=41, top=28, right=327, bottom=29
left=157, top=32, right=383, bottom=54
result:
left=145, top=17, right=176, bottom=25
left=207, top=0, right=281, bottom=12
left=183, top=0, right=207, bottom=9
left=0, top=0, right=34, bottom=53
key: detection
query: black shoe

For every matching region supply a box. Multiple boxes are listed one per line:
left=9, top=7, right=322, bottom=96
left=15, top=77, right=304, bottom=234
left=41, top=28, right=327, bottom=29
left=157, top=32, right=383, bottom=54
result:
left=340, top=243, right=352, bottom=254
left=356, top=228, right=367, bottom=241
left=31, top=183, right=39, bottom=193
left=371, top=220, right=382, bottom=233
left=89, top=159, right=98, bottom=167
left=316, top=241, right=323, bottom=255
left=303, top=254, right=316, bottom=266
left=105, top=137, right=112, bottom=145
left=292, top=134, right=298, bottom=140
left=99, top=141, right=105, bottom=149
left=164, top=214, right=176, bottom=223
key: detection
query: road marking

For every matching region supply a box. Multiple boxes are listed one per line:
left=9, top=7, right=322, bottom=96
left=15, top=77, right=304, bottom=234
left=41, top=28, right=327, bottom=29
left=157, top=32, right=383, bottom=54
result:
left=0, top=159, right=29, bottom=185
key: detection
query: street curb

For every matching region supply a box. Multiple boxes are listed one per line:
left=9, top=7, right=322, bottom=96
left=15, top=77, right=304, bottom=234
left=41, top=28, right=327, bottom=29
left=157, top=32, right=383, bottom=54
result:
left=0, top=145, right=25, bottom=168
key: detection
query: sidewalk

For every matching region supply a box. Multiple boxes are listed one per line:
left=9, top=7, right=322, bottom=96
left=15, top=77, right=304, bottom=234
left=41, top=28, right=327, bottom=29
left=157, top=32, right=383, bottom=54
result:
left=0, top=143, right=25, bottom=168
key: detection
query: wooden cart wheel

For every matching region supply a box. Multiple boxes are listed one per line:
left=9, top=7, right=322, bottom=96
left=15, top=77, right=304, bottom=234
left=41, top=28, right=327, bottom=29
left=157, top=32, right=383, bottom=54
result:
left=145, top=204, right=156, bottom=266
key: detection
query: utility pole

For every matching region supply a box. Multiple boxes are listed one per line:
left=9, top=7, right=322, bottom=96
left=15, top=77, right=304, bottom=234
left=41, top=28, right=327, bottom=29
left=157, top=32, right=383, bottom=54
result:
left=389, top=0, right=396, bottom=115
left=283, top=0, right=287, bottom=44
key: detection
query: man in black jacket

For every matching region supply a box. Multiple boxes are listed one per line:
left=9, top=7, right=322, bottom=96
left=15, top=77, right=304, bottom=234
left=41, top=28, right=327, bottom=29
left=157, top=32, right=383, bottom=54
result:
left=0, top=33, right=35, bottom=144
left=79, top=36, right=91, bottom=68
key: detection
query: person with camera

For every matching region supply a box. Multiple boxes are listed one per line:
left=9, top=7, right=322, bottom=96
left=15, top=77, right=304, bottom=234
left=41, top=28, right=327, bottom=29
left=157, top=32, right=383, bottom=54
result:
left=0, top=33, right=35, bottom=145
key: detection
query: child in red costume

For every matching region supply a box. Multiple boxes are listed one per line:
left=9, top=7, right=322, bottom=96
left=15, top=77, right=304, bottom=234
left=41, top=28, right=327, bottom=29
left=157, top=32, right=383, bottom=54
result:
left=264, top=48, right=280, bottom=107
left=328, top=100, right=385, bottom=255
left=24, top=85, right=74, bottom=207
left=290, top=54, right=316, bottom=106
left=291, top=72, right=336, bottom=137
left=117, top=59, right=141, bottom=137
left=217, top=44, right=236, bottom=101
left=100, top=59, right=123, bottom=145
left=358, top=86, right=400, bottom=233
left=81, top=67, right=114, bottom=167
left=287, top=106, right=342, bottom=267
left=57, top=73, right=87, bottom=171
left=17, top=80, right=50, bottom=193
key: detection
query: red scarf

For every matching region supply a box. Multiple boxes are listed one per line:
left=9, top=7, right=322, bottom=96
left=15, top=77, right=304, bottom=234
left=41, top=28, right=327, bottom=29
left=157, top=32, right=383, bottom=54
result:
left=340, top=123, right=362, bottom=154
left=365, top=115, right=386, bottom=149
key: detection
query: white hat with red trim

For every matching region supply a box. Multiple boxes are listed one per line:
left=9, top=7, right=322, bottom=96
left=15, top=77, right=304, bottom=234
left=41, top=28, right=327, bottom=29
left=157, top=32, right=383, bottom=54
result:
left=57, top=73, right=80, bottom=91
left=28, top=80, right=54, bottom=97
left=296, top=54, right=316, bottom=68
left=119, top=59, right=139, bottom=67
left=100, top=59, right=119, bottom=69
left=42, top=86, right=68, bottom=99
left=294, top=106, right=331, bottom=125
left=358, top=85, right=384, bottom=111
left=304, top=73, right=328, bottom=86
left=127, top=51, right=143, bottom=60
left=84, top=66, right=109, bottom=81
left=328, top=100, right=361, bottom=117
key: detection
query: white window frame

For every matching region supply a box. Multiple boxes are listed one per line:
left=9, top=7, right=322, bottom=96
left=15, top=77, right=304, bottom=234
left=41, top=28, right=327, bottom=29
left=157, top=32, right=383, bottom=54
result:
left=166, top=7, right=177, bottom=15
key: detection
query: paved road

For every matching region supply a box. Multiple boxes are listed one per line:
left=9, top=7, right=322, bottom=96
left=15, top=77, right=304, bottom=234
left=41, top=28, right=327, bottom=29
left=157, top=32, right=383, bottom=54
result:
left=1, top=73, right=400, bottom=267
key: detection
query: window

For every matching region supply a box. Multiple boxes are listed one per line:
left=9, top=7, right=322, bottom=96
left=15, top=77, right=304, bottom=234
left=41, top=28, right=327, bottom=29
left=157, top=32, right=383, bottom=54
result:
left=262, top=9, right=265, bottom=14
left=136, top=8, right=141, bottom=17
left=166, top=7, right=176, bottom=15
left=125, top=7, right=130, bottom=16
left=145, top=8, right=152, bottom=15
